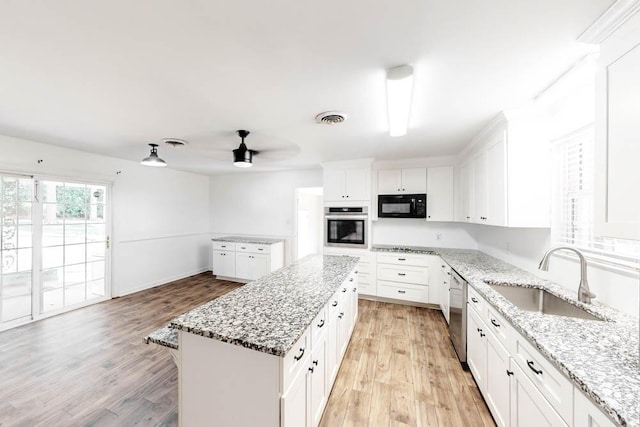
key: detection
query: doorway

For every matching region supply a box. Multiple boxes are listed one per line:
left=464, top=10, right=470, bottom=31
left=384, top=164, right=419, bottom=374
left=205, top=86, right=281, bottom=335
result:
left=295, top=187, right=323, bottom=260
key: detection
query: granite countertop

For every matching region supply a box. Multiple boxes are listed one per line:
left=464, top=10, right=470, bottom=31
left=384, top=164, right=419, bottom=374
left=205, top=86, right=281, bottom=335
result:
left=371, top=244, right=437, bottom=255
left=211, top=236, right=285, bottom=245
left=144, top=325, right=179, bottom=350
left=170, top=255, right=359, bottom=357
left=374, top=245, right=639, bottom=427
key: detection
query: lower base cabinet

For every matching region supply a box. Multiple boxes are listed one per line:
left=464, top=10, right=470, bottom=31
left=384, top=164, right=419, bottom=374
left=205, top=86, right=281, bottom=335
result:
left=486, top=329, right=512, bottom=427
left=510, top=362, right=567, bottom=427
left=309, top=333, right=328, bottom=427
left=281, top=359, right=309, bottom=427
left=466, top=289, right=619, bottom=427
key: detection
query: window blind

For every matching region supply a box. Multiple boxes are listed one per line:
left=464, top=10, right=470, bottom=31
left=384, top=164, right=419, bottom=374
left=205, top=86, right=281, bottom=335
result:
left=552, top=125, right=640, bottom=272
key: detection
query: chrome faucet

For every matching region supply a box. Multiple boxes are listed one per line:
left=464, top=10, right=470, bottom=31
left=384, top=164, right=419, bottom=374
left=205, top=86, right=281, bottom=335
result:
left=538, top=246, right=596, bottom=304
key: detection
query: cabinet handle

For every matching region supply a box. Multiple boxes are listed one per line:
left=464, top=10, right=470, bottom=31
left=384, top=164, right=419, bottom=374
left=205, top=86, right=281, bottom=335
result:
left=398, top=258, right=406, bottom=261
left=441, top=265, right=445, bottom=268
left=506, top=370, right=514, bottom=376
left=480, top=332, right=485, bottom=337
left=293, top=348, right=305, bottom=361
left=221, top=245, right=226, bottom=248
left=477, top=328, right=482, bottom=333
left=258, top=248, right=264, bottom=251
left=471, top=297, right=478, bottom=303
left=313, top=360, right=318, bottom=366
left=398, top=290, right=406, bottom=294
left=308, top=366, right=314, bottom=373
left=355, top=270, right=359, bottom=274
left=317, top=319, right=325, bottom=328
left=397, top=273, right=406, bottom=276
left=346, top=195, right=349, bottom=198
left=428, top=215, right=431, bottom=218
left=397, top=188, right=401, bottom=191
left=402, top=188, right=405, bottom=191
left=466, top=216, right=470, bottom=219
left=332, top=301, right=338, bottom=307
left=527, top=360, right=543, bottom=375
left=342, top=288, right=347, bottom=293
left=338, top=312, right=344, bottom=319
left=491, top=319, right=500, bottom=328
left=352, top=287, right=357, bottom=292
left=349, top=277, right=354, bottom=282
left=447, top=272, right=451, bottom=275
left=342, top=195, right=345, bottom=198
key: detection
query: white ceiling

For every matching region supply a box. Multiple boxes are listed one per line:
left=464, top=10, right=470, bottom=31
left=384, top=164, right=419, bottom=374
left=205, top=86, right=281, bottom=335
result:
left=0, top=0, right=611, bottom=175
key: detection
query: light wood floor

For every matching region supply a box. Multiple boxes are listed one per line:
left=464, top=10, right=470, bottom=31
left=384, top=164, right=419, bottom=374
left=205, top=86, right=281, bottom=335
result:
left=0, top=273, right=494, bottom=427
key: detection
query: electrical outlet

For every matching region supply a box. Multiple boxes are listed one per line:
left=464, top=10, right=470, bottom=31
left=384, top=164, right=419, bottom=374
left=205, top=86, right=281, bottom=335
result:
left=506, top=241, right=511, bottom=252
left=436, top=233, right=442, bottom=241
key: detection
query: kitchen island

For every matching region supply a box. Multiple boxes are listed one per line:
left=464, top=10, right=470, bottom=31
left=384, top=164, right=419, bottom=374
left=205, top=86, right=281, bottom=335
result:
left=168, top=254, right=360, bottom=427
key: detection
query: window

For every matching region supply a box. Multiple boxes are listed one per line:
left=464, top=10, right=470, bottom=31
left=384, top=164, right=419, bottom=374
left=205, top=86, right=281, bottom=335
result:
left=552, top=125, right=640, bottom=272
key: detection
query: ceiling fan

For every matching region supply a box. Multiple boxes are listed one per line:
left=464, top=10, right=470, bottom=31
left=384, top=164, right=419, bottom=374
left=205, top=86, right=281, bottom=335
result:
left=232, top=130, right=256, bottom=168
left=167, top=129, right=300, bottom=168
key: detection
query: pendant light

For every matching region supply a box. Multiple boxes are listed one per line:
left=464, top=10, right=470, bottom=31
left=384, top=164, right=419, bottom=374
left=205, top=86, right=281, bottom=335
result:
left=233, top=130, right=253, bottom=168
left=140, top=143, right=167, bottom=167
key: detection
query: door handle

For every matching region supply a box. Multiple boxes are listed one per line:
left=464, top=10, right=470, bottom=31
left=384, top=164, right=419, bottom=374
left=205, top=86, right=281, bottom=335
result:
left=527, top=360, right=543, bottom=375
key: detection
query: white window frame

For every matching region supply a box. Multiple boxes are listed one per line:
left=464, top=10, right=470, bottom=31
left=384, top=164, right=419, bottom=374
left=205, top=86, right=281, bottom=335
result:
left=551, top=124, right=640, bottom=275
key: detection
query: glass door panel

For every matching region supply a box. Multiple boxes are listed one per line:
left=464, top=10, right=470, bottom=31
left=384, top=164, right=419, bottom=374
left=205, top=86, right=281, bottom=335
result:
left=1, top=175, right=33, bottom=324
left=39, top=180, right=107, bottom=313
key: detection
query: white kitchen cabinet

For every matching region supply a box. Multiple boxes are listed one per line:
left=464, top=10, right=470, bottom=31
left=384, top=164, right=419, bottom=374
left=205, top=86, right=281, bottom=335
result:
left=323, top=168, right=370, bottom=202
left=309, top=333, right=327, bottom=427
left=375, top=252, right=430, bottom=304
left=426, top=166, right=454, bottom=222
left=510, top=362, right=567, bottom=427
left=212, top=250, right=236, bottom=277
left=467, top=306, right=487, bottom=392
left=282, top=357, right=310, bottom=427
left=458, top=160, right=473, bottom=222
left=486, top=329, right=511, bottom=427
left=473, top=133, right=506, bottom=225
left=594, top=11, right=640, bottom=240
left=574, top=389, right=617, bottom=427
left=377, top=168, right=426, bottom=195
left=212, top=239, right=284, bottom=282
left=458, top=113, right=551, bottom=228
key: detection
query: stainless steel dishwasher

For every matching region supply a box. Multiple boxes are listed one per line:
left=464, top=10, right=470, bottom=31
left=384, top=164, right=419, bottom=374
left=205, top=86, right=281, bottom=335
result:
left=449, top=269, right=468, bottom=369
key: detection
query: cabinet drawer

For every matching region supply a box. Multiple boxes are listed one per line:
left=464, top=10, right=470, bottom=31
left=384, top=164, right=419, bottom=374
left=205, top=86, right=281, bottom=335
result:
left=358, top=281, right=376, bottom=296
left=236, top=243, right=270, bottom=254
left=485, top=305, right=514, bottom=353
left=377, top=252, right=429, bottom=267
left=355, top=260, right=372, bottom=274
left=212, top=241, right=236, bottom=251
left=513, top=334, right=574, bottom=425
left=282, top=329, right=310, bottom=393
left=467, top=286, right=485, bottom=315
left=311, top=307, right=328, bottom=347
left=377, top=264, right=428, bottom=285
left=377, top=280, right=429, bottom=303
left=357, top=272, right=372, bottom=285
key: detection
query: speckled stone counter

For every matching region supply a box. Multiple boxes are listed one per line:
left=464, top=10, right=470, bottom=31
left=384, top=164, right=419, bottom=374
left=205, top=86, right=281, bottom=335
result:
left=374, top=245, right=639, bottom=427
left=144, top=325, right=179, bottom=350
left=170, top=255, right=359, bottom=357
left=371, top=244, right=437, bottom=255
left=211, top=236, right=285, bottom=245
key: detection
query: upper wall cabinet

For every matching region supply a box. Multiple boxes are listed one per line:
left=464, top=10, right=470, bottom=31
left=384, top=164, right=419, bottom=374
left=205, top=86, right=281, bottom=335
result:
left=323, top=160, right=373, bottom=203
left=594, top=10, right=640, bottom=240
left=456, top=112, right=551, bottom=228
left=378, top=168, right=426, bottom=195
left=426, top=166, right=454, bottom=222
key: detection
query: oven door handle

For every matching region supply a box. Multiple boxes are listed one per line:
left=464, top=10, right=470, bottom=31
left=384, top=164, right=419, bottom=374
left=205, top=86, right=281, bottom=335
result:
left=325, top=215, right=368, bottom=220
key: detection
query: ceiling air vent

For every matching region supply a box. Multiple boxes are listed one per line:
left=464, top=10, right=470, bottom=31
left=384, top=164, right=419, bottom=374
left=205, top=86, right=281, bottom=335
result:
left=163, top=138, right=188, bottom=148
left=315, top=111, right=348, bottom=125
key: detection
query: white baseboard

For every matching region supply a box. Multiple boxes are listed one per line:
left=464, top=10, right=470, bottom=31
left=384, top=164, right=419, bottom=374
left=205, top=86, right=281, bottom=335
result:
left=115, top=267, right=210, bottom=297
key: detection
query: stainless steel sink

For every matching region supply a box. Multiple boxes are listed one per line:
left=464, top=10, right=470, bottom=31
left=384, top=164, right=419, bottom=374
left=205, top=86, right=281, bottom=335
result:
left=487, top=284, right=603, bottom=321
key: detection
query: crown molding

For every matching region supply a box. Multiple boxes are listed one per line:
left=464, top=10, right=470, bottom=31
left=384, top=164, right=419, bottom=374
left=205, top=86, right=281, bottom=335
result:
left=457, top=112, right=508, bottom=159
left=578, top=0, right=640, bottom=44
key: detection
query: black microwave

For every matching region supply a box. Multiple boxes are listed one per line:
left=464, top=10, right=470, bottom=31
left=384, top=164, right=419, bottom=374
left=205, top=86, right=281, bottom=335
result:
left=378, top=194, right=427, bottom=218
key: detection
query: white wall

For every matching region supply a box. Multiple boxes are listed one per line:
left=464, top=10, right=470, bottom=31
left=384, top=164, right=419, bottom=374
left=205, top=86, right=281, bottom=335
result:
left=296, top=188, right=323, bottom=259
left=372, top=220, right=477, bottom=249
left=472, top=225, right=639, bottom=318
left=0, top=134, right=211, bottom=297
left=209, top=169, right=323, bottom=264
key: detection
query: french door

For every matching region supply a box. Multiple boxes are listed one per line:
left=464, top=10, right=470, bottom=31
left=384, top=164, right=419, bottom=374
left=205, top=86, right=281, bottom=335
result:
left=0, top=173, right=110, bottom=330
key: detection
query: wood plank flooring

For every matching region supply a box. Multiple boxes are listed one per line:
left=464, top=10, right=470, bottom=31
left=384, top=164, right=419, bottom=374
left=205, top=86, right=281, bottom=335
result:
left=0, top=273, right=494, bottom=427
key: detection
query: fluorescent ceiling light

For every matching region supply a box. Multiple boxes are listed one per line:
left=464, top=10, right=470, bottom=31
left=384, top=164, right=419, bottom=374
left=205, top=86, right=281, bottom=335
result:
left=386, top=64, right=414, bottom=137
left=140, top=143, right=167, bottom=167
